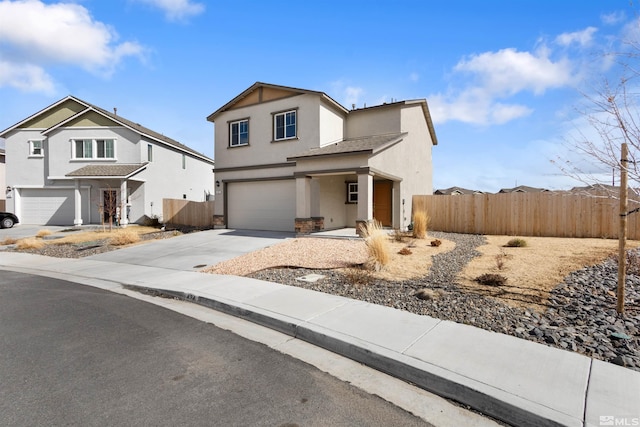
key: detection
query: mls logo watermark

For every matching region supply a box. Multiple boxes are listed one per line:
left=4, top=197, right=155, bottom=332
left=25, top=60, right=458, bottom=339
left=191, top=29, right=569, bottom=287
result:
left=600, top=415, right=640, bottom=426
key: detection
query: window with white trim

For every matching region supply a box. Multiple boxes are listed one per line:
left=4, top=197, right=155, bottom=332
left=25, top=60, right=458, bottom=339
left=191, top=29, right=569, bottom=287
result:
left=274, top=110, right=296, bottom=141
left=72, top=138, right=116, bottom=159
left=347, top=182, right=358, bottom=203
left=147, top=144, right=153, bottom=162
left=29, top=140, right=44, bottom=157
left=229, top=119, right=249, bottom=147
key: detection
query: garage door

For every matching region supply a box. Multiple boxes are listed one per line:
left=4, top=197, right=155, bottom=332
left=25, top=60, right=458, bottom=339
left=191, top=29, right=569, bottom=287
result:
left=227, top=180, right=295, bottom=232
left=20, top=188, right=88, bottom=225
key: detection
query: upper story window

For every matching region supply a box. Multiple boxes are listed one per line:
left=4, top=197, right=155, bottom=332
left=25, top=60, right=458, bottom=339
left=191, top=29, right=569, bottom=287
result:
left=229, top=119, right=249, bottom=147
left=273, top=110, right=297, bottom=141
left=29, top=140, right=44, bottom=157
left=72, top=138, right=115, bottom=160
left=182, top=154, right=186, bottom=169
left=147, top=144, right=153, bottom=162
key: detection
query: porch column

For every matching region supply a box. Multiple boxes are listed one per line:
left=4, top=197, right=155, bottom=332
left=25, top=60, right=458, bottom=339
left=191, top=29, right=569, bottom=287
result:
left=73, top=179, right=83, bottom=226
left=294, top=176, right=313, bottom=234
left=356, top=173, right=373, bottom=235
left=120, top=179, right=129, bottom=227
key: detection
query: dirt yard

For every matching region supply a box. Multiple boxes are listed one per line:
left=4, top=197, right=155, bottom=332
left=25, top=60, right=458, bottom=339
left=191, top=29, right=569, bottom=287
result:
left=205, top=233, right=639, bottom=308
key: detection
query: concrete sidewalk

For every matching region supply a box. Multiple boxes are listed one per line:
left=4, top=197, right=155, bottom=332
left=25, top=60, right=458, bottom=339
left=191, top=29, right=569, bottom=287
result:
left=0, top=252, right=637, bottom=427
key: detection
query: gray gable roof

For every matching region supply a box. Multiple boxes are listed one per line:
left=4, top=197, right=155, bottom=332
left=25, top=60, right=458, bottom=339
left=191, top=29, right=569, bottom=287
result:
left=287, top=133, right=406, bottom=160
left=66, top=163, right=147, bottom=178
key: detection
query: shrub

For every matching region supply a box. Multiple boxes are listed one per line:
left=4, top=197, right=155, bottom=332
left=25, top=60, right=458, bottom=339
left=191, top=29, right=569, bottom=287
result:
left=495, top=249, right=508, bottom=270
left=392, top=228, right=406, bottom=242
left=412, top=210, right=429, bottom=239
left=36, top=229, right=52, bottom=238
left=16, top=238, right=46, bottom=250
left=361, top=220, right=390, bottom=271
left=475, top=273, right=507, bottom=286
left=398, top=247, right=412, bottom=255
left=430, top=239, right=441, bottom=247
left=505, top=238, right=527, bottom=247
left=342, top=266, right=374, bottom=286
left=109, top=229, right=140, bottom=246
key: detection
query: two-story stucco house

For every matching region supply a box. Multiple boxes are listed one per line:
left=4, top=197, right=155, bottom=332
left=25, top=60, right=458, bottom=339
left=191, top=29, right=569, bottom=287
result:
left=207, top=82, right=438, bottom=234
left=1, top=96, right=215, bottom=226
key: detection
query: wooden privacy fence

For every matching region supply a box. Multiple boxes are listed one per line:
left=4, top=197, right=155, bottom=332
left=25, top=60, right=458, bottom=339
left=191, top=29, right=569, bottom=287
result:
left=163, top=198, right=215, bottom=227
left=413, top=192, right=640, bottom=240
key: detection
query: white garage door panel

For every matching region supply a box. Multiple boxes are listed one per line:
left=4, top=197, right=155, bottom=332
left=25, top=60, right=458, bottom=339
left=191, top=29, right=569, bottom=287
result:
left=228, top=181, right=295, bottom=232
left=21, top=189, right=87, bottom=225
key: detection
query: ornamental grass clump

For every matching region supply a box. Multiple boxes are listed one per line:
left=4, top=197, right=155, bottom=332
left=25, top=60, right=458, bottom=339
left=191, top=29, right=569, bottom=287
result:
left=15, top=238, right=46, bottom=250
left=36, top=229, right=52, bottom=238
left=362, top=220, right=390, bottom=271
left=109, top=229, right=140, bottom=246
left=412, top=210, right=429, bottom=239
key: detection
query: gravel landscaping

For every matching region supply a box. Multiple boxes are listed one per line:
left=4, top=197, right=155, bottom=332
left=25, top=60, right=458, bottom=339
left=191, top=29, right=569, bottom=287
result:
left=248, top=232, right=640, bottom=372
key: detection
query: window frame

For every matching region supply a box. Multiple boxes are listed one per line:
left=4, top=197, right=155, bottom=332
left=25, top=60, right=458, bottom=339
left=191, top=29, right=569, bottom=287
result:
left=71, top=138, right=116, bottom=160
left=229, top=118, right=250, bottom=147
left=29, top=139, right=44, bottom=157
left=272, top=109, right=297, bottom=141
left=346, top=182, right=358, bottom=204
left=147, top=144, right=153, bottom=162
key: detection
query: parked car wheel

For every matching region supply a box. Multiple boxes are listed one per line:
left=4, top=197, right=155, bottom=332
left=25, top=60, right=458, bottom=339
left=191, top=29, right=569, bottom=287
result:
left=0, top=212, right=19, bottom=229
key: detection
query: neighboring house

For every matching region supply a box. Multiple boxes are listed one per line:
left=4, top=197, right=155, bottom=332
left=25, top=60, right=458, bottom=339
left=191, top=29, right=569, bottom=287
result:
left=434, top=186, right=484, bottom=195
left=0, top=96, right=214, bottom=226
left=0, top=148, right=5, bottom=211
left=207, top=82, right=438, bottom=233
left=498, top=185, right=549, bottom=193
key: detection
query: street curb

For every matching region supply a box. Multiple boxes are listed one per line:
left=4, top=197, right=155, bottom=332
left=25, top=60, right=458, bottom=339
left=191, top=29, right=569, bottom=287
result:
left=125, top=285, right=573, bottom=427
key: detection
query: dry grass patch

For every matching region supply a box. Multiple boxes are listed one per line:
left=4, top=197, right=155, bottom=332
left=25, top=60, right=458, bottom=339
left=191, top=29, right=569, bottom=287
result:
left=109, top=229, right=141, bottom=246
left=457, top=235, right=640, bottom=310
left=48, top=226, right=159, bottom=245
left=362, top=221, right=390, bottom=271
left=1, top=237, right=17, bottom=245
left=36, top=229, right=53, bottom=238
left=15, top=238, right=46, bottom=250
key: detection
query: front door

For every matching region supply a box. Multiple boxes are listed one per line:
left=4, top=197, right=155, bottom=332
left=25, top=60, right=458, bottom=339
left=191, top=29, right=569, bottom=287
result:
left=373, top=181, right=392, bottom=227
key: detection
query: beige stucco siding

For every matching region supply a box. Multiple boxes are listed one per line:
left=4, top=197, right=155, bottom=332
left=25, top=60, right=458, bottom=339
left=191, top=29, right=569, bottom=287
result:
left=319, top=104, right=344, bottom=146
left=214, top=94, right=323, bottom=169
left=345, top=105, right=401, bottom=138
left=317, top=174, right=357, bottom=229
left=368, top=104, right=434, bottom=223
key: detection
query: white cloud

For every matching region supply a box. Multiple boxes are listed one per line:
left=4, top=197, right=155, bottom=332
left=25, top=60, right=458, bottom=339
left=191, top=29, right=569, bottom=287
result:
left=555, top=27, right=598, bottom=47
left=602, top=11, right=625, bottom=26
left=431, top=45, right=576, bottom=125
left=133, top=0, right=205, bottom=22
left=454, top=47, right=575, bottom=96
left=0, top=0, right=144, bottom=92
left=0, top=60, right=55, bottom=93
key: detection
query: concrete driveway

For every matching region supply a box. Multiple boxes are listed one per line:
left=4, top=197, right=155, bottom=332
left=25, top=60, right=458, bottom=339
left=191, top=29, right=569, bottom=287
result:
left=85, top=228, right=294, bottom=271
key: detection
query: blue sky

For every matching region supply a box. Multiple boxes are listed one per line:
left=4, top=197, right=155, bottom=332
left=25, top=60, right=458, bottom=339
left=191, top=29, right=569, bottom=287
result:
left=0, top=0, right=636, bottom=192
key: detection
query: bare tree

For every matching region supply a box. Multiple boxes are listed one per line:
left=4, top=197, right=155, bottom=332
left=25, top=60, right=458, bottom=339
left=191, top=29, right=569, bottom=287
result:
left=554, top=24, right=640, bottom=205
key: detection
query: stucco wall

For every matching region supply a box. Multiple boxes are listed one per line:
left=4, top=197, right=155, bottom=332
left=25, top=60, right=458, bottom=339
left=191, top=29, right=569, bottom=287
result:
left=214, top=94, right=344, bottom=169
left=345, top=104, right=402, bottom=138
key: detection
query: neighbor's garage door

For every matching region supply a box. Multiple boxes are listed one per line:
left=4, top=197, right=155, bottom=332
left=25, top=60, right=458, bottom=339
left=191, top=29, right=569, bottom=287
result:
left=20, top=188, right=87, bottom=225
left=227, top=180, right=295, bottom=232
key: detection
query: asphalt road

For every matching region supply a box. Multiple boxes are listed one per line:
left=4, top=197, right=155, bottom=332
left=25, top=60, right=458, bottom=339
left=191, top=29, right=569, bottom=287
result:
left=0, top=271, right=431, bottom=426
